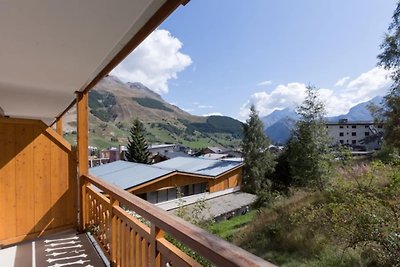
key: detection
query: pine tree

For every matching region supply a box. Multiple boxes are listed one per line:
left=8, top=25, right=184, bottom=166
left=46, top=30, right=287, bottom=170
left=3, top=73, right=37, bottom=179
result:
left=241, top=105, right=276, bottom=194
left=287, top=85, right=332, bottom=191
left=377, top=1, right=400, bottom=150
left=125, top=119, right=151, bottom=164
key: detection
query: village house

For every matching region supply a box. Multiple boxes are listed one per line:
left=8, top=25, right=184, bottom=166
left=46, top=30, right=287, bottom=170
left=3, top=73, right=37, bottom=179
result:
left=90, top=157, right=245, bottom=210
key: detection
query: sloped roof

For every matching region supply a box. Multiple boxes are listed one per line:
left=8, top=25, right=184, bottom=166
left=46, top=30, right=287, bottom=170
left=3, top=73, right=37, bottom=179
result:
left=90, top=157, right=243, bottom=190
left=153, top=157, right=243, bottom=177
left=0, top=0, right=185, bottom=124
left=90, top=161, right=173, bottom=190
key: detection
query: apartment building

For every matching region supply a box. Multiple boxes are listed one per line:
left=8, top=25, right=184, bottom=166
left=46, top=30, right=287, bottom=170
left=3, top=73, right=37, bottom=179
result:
left=326, top=119, right=384, bottom=150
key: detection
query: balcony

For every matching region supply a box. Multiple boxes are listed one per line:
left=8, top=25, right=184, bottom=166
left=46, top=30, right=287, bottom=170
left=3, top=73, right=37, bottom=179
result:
left=82, top=174, right=272, bottom=266
left=0, top=1, right=275, bottom=266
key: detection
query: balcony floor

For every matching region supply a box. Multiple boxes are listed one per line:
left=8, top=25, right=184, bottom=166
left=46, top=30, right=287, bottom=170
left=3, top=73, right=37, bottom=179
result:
left=0, top=229, right=107, bottom=267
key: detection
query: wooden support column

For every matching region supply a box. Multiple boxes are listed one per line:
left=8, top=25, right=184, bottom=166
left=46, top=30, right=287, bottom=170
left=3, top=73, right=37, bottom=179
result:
left=77, top=91, right=88, bottom=176
left=56, top=117, right=63, bottom=136
left=77, top=91, right=89, bottom=231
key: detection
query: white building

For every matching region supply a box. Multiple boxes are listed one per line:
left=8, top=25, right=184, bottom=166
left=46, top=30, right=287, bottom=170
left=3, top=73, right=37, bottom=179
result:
left=326, top=119, right=384, bottom=151
left=148, top=144, right=186, bottom=154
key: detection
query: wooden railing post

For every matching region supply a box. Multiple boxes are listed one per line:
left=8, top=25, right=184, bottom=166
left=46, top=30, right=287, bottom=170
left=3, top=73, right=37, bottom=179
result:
left=81, top=177, right=89, bottom=229
left=151, top=224, right=164, bottom=267
left=110, top=197, right=120, bottom=267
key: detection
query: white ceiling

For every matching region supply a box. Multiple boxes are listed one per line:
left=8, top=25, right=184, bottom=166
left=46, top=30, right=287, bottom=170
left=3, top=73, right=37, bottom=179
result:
left=0, top=0, right=168, bottom=124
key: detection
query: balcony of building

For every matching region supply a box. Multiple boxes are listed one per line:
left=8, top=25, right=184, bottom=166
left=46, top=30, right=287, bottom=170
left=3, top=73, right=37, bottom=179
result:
left=0, top=1, right=275, bottom=266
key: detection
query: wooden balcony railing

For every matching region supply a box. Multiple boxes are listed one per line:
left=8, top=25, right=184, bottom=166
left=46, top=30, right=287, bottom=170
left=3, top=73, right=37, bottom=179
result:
left=81, top=174, right=275, bottom=267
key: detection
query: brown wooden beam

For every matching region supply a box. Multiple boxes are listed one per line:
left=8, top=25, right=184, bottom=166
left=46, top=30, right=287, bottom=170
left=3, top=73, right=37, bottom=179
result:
left=56, top=117, right=63, bottom=136
left=81, top=0, right=187, bottom=96
left=52, top=0, right=189, bottom=127
left=77, top=92, right=88, bottom=176
left=77, top=91, right=88, bottom=231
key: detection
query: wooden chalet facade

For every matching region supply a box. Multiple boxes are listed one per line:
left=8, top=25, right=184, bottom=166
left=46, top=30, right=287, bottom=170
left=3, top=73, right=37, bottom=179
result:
left=0, top=1, right=274, bottom=266
left=90, top=158, right=243, bottom=205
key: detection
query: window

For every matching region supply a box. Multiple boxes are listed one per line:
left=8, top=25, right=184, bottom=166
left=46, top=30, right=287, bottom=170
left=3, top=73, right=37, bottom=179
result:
left=365, top=125, right=369, bottom=129
left=352, top=125, right=356, bottom=129
left=339, top=140, right=344, bottom=144
left=378, top=125, right=383, bottom=129
left=365, top=132, right=370, bottom=136
left=339, top=132, right=344, bottom=136
left=352, top=132, right=356, bottom=136
left=339, top=126, right=344, bottom=129
left=352, top=140, right=356, bottom=144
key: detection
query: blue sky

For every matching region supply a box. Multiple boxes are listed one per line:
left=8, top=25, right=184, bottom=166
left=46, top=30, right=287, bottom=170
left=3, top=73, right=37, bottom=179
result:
left=112, top=0, right=397, bottom=120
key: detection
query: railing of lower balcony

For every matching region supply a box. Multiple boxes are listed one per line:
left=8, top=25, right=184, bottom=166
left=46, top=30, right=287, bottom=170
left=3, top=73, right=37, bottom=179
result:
left=82, top=174, right=275, bottom=267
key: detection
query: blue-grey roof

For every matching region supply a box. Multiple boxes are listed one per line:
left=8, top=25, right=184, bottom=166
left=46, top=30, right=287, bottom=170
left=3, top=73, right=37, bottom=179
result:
left=90, top=161, right=173, bottom=190
left=153, top=157, right=243, bottom=177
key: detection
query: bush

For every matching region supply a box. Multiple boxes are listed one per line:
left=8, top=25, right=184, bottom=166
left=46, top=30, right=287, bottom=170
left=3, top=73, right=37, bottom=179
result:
left=294, top=162, right=400, bottom=266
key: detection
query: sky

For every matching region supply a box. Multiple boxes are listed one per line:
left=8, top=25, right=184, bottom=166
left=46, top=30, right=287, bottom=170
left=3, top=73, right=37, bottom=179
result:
left=111, top=0, right=397, bottom=121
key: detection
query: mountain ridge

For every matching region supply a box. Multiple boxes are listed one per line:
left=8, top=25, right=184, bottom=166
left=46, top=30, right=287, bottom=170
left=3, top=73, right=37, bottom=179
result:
left=63, top=76, right=244, bottom=149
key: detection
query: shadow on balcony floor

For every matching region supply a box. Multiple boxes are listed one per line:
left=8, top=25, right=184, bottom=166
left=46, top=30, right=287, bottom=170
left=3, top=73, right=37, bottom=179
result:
left=0, top=229, right=107, bottom=267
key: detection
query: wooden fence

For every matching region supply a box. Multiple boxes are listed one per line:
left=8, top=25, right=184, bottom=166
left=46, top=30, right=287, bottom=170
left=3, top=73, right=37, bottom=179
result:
left=82, top=174, right=275, bottom=267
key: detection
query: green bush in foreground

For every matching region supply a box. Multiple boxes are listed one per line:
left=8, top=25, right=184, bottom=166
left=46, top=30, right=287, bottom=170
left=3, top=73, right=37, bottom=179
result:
left=234, top=162, right=400, bottom=267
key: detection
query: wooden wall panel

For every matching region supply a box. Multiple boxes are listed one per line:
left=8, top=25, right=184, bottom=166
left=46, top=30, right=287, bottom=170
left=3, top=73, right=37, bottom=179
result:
left=0, top=118, right=77, bottom=246
left=208, top=168, right=242, bottom=193
left=131, top=174, right=208, bottom=195
left=15, top=124, right=35, bottom=236
left=131, top=167, right=243, bottom=196
left=0, top=124, right=16, bottom=240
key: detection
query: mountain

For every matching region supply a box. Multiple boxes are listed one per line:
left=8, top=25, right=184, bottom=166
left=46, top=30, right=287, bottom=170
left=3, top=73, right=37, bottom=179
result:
left=262, top=108, right=298, bottom=144
left=63, top=76, right=243, bottom=149
left=261, top=108, right=299, bottom=129
left=327, top=96, right=383, bottom=122
left=261, top=96, right=383, bottom=144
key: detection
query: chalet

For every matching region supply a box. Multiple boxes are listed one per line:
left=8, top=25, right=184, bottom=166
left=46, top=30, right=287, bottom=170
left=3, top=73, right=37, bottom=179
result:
left=90, top=157, right=243, bottom=207
left=0, top=1, right=272, bottom=266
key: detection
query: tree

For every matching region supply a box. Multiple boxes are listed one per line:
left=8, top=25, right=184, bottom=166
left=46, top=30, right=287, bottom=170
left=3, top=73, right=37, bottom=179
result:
left=377, top=1, right=400, bottom=150
left=241, top=105, right=276, bottom=194
left=125, top=119, right=151, bottom=164
left=287, top=85, right=332, bottom=190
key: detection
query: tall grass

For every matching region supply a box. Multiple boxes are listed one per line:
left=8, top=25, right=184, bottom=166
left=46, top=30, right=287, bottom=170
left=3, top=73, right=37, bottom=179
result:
left=230, top=162, right=400, bottom=266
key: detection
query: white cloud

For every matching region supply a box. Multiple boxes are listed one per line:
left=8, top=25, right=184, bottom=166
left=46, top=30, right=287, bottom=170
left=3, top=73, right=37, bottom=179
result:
left=111, top=29, right=192, bottom=94
left=239, top=82, right=307, bottom=120
left=203, top=112, right=223, bottom=117
left=345, top=67, right=391, bottom=97
left=198, top=105, right=213, bottom=109
left=238, top=67, right=392, bottom=120
left=256, top=80, right=273, bottom=86
left=335, top=76, right=350, bottom=87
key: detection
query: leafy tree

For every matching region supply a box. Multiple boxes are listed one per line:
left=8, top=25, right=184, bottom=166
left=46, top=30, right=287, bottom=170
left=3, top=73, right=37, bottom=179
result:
left=377, top=1, right=400, bottom=150
left=241, top=105, right=276, bottom=194
left=125, top=119, right=151, bottom=164
left=287, top=85, right=332, bottom=191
